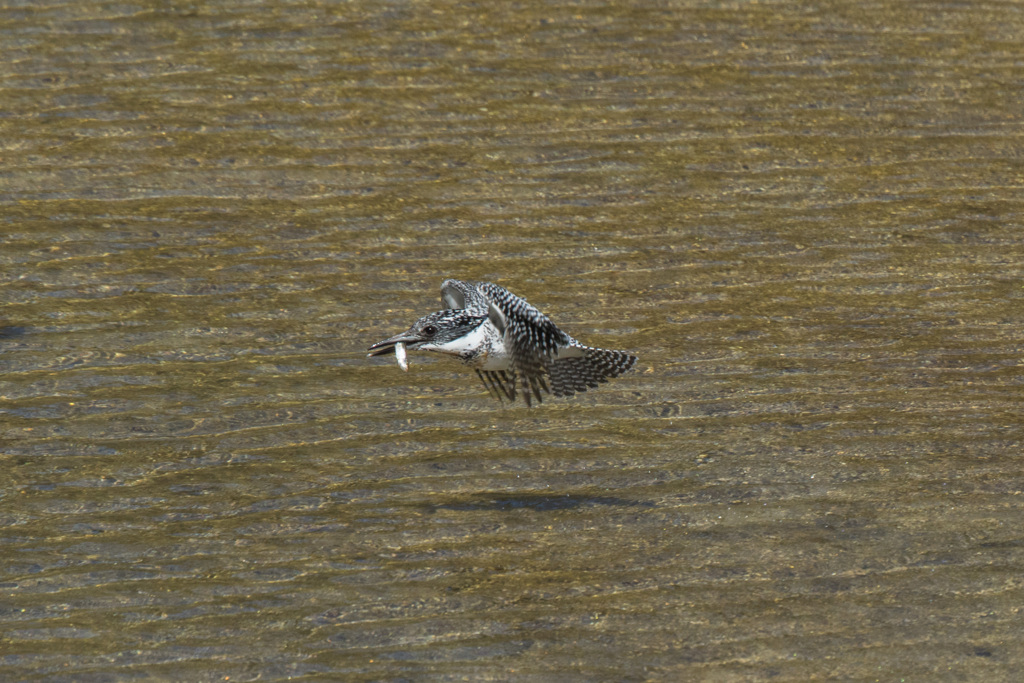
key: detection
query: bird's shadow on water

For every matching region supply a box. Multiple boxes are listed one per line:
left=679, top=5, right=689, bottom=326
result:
left=433, top=492, right=655, bottom=512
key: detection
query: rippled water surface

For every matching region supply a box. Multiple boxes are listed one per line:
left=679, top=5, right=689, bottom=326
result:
left=3, top=0, right=1024, bottom=680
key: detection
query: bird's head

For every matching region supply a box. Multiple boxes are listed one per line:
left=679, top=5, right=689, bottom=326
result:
left=368, top=310, right=489, bottom=358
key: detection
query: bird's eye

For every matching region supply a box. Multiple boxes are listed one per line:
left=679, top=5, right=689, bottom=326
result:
left=422, top=325, right=437, bottom=336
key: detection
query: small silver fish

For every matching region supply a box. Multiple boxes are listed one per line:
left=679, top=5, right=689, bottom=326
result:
left=395, top=341, right=409, bottom=372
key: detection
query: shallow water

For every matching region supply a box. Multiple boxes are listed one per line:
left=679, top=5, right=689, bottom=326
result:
left=3, top=0, right=1024, bottom=680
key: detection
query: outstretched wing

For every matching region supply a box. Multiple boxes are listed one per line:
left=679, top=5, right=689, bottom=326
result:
left=475, top=281, right=571, bottom=406
left=546, top=347, right=638, bottom=397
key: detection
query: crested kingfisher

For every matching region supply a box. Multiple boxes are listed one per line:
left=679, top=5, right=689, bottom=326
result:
left=368, top=279, right=638, bottom=406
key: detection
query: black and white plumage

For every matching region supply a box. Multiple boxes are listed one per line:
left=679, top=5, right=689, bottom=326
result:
left=368, top=279, right=637, bottom=406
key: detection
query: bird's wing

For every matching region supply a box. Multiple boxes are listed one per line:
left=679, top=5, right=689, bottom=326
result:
left=547, top=347, right=638, bottom=397
left=475, top=369, right=517, bottom=402
left=477, top=282, right=570, bottom=405
left=440, top=279, right=489, bottom=313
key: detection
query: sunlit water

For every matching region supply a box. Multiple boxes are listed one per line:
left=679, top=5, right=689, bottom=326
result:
left=3, top=0, right=1024, bottom=679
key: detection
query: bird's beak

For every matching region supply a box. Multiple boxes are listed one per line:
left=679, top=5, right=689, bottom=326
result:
left=367, top=329, right=422, bottom=357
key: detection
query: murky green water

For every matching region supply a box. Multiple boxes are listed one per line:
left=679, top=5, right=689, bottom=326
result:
left=3, top=0, right=1024, bottom=680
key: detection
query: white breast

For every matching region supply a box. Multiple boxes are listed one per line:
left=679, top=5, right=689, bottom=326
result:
left=425, top=321, right=510, bottom=371
left=431, top=322, right=491, bottom=356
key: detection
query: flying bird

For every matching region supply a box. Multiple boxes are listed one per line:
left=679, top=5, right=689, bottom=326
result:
left=368, top=279, right=637, bottom=405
